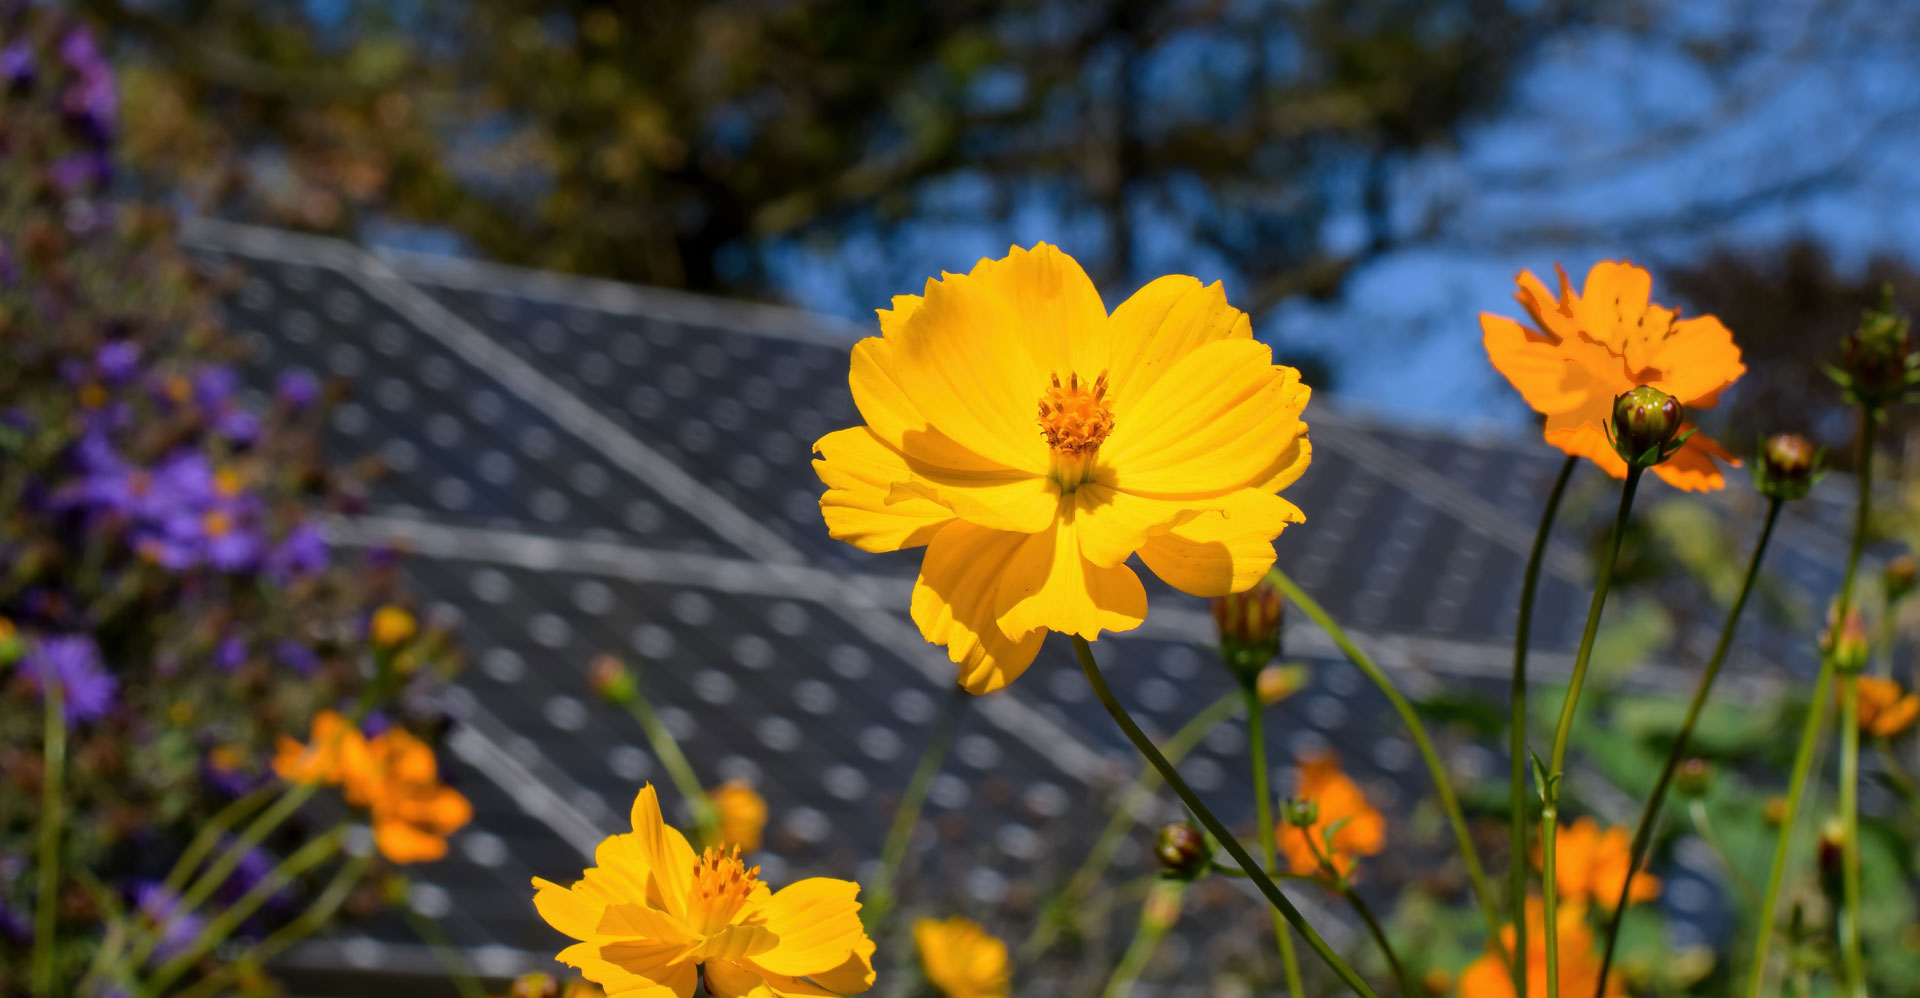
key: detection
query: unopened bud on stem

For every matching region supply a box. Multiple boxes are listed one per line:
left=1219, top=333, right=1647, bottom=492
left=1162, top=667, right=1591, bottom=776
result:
left=1154, top=821, right=1209, bottom=881
left=1212, top=579, right=1284, bottom=684
left=1611, top=386, right=1683, bottom=468
left=589, top=653, right=637, bottom=705
left=1754, top=433, right=1820, bottom=501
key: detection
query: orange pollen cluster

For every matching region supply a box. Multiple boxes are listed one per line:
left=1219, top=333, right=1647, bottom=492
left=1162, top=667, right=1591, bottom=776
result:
left=202, top=510, right=233, bottom=537
left=688, top=845, right=761, bottom=933
left=1037, top=371, right=1114, bottom=454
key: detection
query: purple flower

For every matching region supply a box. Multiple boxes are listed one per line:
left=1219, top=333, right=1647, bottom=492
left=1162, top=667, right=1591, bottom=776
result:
left=1, top=41, right=33, bottom=91
left=133, top=883, right=205, bottom=965
left=49, top=151, right=111, bottom=195
left=58, top=28, right=102, bottom=71
left=274, top=639, right=319, bottom=676
left=193, top=365, right=239, bottom=408
left=95, top=341, right=140, bottom=383
left=213, top=405, right=259, bottom=445
left=213, top=636, right=247, bottom=672
left=274, top=369, right=320, bottom=409
left=268, top=522, right=328, bottom=583
left=23, top=635, right=116, bottom=726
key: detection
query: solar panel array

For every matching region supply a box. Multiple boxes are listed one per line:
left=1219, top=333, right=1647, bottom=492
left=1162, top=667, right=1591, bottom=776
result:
left=179, top=220, right=1855, bottom=996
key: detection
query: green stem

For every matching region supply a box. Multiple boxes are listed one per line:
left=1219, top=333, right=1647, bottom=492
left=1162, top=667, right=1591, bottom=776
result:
left=174, top=854, right=371, bottom=998
left=1510, top=453, right=1577, bottom=998
left=1020, top=691, right=1241, bottom=963
left=141, top=828, right=345, bottom=995
left=1839, top=675, right=1865, bottom=997
left=1072, top=635, right=1381, bottom=998
left=1542, top=465, right=1643, bottom=998
left=1594, top=497, right=1781, bottom=995
left=623, top=689, right=718, bottom=843
left=1873, top=738, right=1920, bottom=815
left=403, top=889, right=488, bottom=998
left=1687, top=799, right=1760, bottom=909
left=1342, top=886, right=1414, bottom=998
left=1100, top=880, right=1185, bottom=998
left=1749, top=411, right=1877, bottom=998
left=1268, top=568, right=1506, bottom=960
left=1247, top=684, right=1306, bottom=998
left=31, top=680, right=66, bottom=998
left=863, top=684, right=968, bottom=932
left=161, top=784, right=278, bottom=897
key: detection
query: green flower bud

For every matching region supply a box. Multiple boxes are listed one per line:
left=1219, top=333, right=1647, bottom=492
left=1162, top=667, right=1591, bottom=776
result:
left=1611, top=386, right=1683, bottom=468
left=588, top=653, right=637, bottom=705
left=1212, top=579, right=1284, bottom=684
left=1753, top=433, right=1820, bottom=501
left=1282, top=797, right=1320, bottom=829
left=1886, top=555, right=1918, bottom=604
left=1836, top=289, right=1916, bottom=408
left=1823, top=605, right=1869, bottom=675
left=1154, top=821, right=1209, bottom=881
left=1674, top=758, right=1713, bottom=799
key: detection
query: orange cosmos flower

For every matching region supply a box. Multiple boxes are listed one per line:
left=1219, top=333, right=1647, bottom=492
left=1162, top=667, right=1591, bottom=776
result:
left=814, top=244, right=1311, bottom=692
left=533, top=785, right=876, bottom=997
left=272, top=710, right=369, bottom=786
left=1856, top=676, right=1920, bottom=737
left=273, top=712, right=471, bottom=863
left=914, top=916, right=1010, bottom=998
left=1534, top=816, right=1661, bottom=911
left=708, top=780, right=769, bottom=852
left=1481, top=261, right=1745, bottom=491
left=1458, top=898, right=1625, bottom=998
left=1279, top=753, right=1385, bottom=879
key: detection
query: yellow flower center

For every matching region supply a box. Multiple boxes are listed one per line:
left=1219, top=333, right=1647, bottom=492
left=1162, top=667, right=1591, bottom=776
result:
left=1037, top=371, right=1113, bottom=492
left=202, top=510, right=233, bottom=537
left=687, top=845, right=760, bottom=937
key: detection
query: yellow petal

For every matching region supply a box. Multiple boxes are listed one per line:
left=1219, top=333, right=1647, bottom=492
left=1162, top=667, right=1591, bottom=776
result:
left=803, top=938, right=878, bottom=995
left=701, top=960, right=777, bottom=998
left=967, top=243, right=1109, bottom=377
left=1071, top=483, right=1204, bottom=568
left=1138, top=489, right=1304, bottom=597
left=1105, top=276, right=1253, bottom=415
left=1103, top=343, right=1308, bottom=497
left=747, top=878, right=870, bottom=978
left=628, top=785, right=695, bottom=920
left=812, top=428, right=952, bottom=552
left=848, top=337, right=1013, bottom=474
left=597, top=903, right=697, bottom=948
left=877, top=294, right=923, bottom=338
left=994, top=514, right=1147, bottom=641
left=1251, top=435, right=1313, bottom=494
left=910, top=522, right=1047, bottom=693
left=883, top=271, right=1052, bottom=473
left=887, top=470, right=1057, bottom=534
left=533, top=877, right=606, bottom=942
left=592, top=944, right=699, bottom=998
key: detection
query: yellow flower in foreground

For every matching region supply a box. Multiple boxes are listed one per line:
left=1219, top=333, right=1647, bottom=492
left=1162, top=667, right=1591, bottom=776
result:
left=914, top=917, right=1009, bottom=998
left=709, top=780, right=769, bottom=852
left=1279, top=753, right=1384, bottom=879
left=1458, top=899, right=1625, bottom=998
left=814, top=244, right=1311, bottom=692
left=1481, top=260, right=1745, bottom=491
left=1857, top=676, right=1920, bottom=737
left=1534, top=816, right=1661, bottom=911
left=534, top=785, right=876, bottom=997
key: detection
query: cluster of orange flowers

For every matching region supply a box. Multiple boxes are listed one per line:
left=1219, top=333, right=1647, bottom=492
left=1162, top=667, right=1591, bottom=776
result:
left=273, top=710, right=473, bottom=863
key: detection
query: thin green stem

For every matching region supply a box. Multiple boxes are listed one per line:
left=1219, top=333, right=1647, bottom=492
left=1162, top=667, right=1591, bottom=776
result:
left=1100, top=880, right=1185, bottom=998
left=1594, top=498, right=1781, bottom=995
left=1687, top=799, right=1760, bottom=909
left=1749, top=411, right=1877, bottom=998
left=1838, top=675, right=1865, bottom=997
left=864, top=684, right=968, bottom=932
left=1510, top=453, right=1576, bottom=998
left=141, top=828, right=345, bottom=995
left=403, top=891, right=488, bottom=998
left=1247, top=684, right=1306, bottom=998
left=624, top=689, right=717, bottom=843
left=174, top=854, right=370, bottom=998
left=1020, top=691, right=1239, bottom=962
left=1343, top=886, right=1414, bottom=998
left=1542, top=465, right=1643, bottom=998
left=31, top=680, right=66, bottom=997
left=1072, top=635, right=1382, bottom=998
left=161, top=784, right=278, bottom=897
left=1269, top=568, right=1506, bottom=961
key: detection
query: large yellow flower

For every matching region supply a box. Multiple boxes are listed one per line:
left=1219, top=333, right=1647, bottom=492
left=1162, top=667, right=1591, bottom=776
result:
left=814, top=244, right=1311, bottom=692
left=1481, top=260, right=1745, bottom=491
left=533, top=785, right=876, bottom=998
left=913, top=916, right=1009, bottom=998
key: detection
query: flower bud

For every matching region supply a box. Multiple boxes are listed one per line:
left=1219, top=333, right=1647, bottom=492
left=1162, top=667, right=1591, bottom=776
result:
left=1154, top=821, right=1209, bottom=881
left=588, top=653, right=637, bottom=706
left=1754, top=433, right=1820, bottom=501
left=709, top=780, right=769, bottom=852
left=1816, top=817, right=1846, bottom=896
left=1674, top=758, right=1713, bottom=799
left=0, top=617, right=20, bottom=667
left=1255, top=663, right=1308, bottom=706
left=1212, top=579, right=1283, bottom=684
left=1610, top=386, right=1683, bottom=467
left=1422, top=968, right=1453, bottom=996
left=1822, top=604, right=1869, bottom=675
left=1837, top=291, right=1916, bottom=408
left=1763, top=795, right=1788, bottom=826
left=1887, top=555, right=1919, bottom=604
left=369, top=605, right=416, bottom=649
left=1282, top=797, right=1320, bottom=829
left=505, top=973, right=560, bottom=998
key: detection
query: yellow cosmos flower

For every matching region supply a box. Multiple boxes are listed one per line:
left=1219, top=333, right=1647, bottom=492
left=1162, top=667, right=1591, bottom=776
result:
left=709, top=780, right=769, bottom=853
left=814, top=244, right=1312, bottom=692
left=913, top=917, right=1009, bottom=998
left=533, top=785, right=876, bottom=998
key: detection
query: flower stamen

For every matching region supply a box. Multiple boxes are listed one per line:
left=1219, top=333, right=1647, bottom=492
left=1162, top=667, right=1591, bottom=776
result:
left=1038, top=371, right=1113, bottom=491
left=687, top=845, right=761, bottom=937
